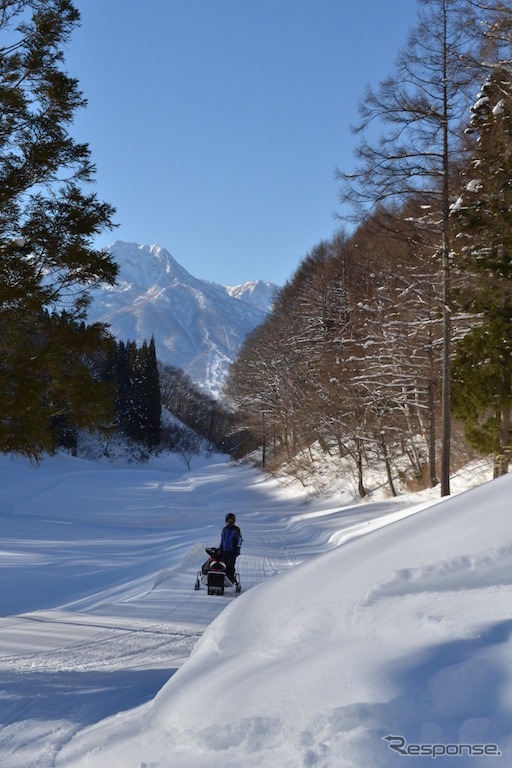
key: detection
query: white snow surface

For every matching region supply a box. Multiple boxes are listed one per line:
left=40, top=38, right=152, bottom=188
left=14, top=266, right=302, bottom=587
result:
left=1, top=451, right=510, bottom=767
left=87, top=242, right=277, bottom=397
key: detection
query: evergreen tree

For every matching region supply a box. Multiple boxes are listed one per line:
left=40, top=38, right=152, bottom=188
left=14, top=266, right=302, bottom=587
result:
left=145, top=337, right=161, bottom=449
left=112, top=340, right=131, bottom=434
left=110, top=339, right=161, bottom=449
left=451, top=318, right=510, bottom=463
left=451, top=66, right=512, bottom=472
left=127, top=341, right=144, bottom=443
left=50, top=317, right=117, bottom=453
left=0, top=1, right=117, bottom=460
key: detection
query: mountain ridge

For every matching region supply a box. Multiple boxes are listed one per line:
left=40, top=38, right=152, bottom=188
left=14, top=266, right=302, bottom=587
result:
left=87, top=241, right=278, bottom=397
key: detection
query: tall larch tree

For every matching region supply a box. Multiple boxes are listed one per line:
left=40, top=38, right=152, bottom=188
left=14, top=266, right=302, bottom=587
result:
left=337, top=0, right=481, bottom=495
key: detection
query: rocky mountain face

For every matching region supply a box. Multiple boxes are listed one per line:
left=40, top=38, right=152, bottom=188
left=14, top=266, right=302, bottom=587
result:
left=87, top=242, right=278, bottom=397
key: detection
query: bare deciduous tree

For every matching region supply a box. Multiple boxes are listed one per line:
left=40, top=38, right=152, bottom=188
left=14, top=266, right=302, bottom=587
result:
left=337, top=0, right=481, bottom=495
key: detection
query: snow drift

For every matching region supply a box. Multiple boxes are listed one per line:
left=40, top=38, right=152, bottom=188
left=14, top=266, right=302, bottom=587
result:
left=54, top=464, right=511, bottom=767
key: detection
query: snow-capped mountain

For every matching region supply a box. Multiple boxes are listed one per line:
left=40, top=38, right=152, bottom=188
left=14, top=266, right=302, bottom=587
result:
left=87, top=242, right=278, bottom=397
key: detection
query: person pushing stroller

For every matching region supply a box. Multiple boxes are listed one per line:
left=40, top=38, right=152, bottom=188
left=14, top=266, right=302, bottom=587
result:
left=220, top=513, right=242, bottom=584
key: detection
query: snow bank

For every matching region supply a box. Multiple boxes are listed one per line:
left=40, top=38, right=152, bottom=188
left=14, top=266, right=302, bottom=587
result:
left=58, top=473, right=512, bottom=767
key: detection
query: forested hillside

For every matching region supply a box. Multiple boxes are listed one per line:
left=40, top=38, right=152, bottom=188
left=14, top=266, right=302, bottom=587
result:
left=224, top=0, right=512, bottom=495
left=225, top=222, right=451, bottom=495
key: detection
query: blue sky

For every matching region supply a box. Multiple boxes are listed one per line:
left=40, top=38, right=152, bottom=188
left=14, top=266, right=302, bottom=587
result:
left=68, top=1, right=420, bottom=287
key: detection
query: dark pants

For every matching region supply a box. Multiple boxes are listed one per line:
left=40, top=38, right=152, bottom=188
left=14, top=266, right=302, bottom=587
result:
left=221, top=551, right=237, bottom=582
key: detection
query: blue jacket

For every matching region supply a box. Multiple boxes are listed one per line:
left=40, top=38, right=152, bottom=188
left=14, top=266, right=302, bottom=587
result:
left=220, top=524, right=242, bottom=555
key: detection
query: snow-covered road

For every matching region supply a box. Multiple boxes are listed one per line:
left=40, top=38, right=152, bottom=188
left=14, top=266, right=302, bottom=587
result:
left=2, top=451, right=502, bottom=767
left=0, top=452, right=414, bottom=767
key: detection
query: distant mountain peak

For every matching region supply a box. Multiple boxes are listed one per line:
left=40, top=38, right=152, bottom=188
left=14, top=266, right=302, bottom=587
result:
left=88, top=241, right=278, bottom=398
left=108, top=241, right=195, bottom=290
left=224, top=279, right=278, bottom=313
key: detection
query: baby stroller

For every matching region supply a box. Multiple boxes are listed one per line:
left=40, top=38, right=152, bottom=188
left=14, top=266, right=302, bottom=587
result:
left=194, top=547, right=241, bottom=595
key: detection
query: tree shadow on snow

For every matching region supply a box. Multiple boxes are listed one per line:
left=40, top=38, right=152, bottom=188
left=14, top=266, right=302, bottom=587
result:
left=0, top=667, right=176, bottom=729
left=384, top=618, right=512, bottom=749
